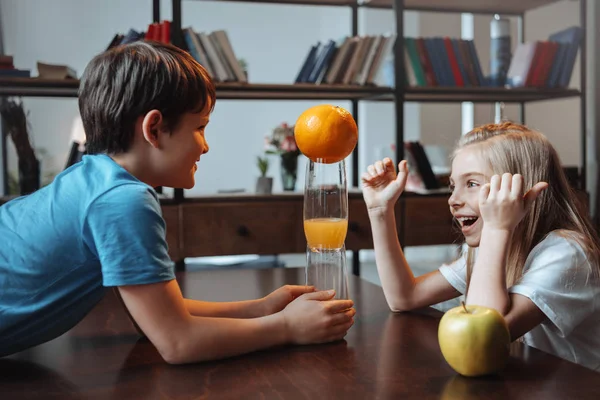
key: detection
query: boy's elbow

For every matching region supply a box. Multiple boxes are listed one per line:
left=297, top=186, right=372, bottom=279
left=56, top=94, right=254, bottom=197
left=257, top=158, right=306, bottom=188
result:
left=157, top=341, right=188, bottom=365
left=153, top=333, right=196, bottom=365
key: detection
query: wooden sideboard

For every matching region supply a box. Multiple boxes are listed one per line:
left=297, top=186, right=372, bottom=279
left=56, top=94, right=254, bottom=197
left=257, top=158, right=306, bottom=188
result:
left=160, top=191, right=459, bottom=262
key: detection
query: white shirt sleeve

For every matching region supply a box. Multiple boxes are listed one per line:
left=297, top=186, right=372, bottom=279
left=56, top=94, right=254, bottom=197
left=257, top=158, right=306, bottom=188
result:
left=509, top=233, right=597, bottom=337
left=438, top=244, right=469, bottom=294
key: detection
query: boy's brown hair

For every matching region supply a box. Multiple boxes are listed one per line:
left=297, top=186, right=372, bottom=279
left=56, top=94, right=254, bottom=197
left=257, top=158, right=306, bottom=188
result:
left=79, top=41, right=216, bottom=155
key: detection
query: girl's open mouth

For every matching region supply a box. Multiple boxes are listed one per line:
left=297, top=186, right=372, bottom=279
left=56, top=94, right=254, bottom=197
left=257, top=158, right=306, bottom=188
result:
left=458, top=216, right=479, bottom=233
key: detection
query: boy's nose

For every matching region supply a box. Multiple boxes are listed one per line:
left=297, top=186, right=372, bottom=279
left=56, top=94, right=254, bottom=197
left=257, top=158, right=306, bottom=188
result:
left=203, top=143, right=209, bottom=154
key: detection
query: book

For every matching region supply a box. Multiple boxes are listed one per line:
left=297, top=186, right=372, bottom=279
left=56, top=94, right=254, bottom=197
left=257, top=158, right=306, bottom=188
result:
left=37, top=62, right=77, bottom=79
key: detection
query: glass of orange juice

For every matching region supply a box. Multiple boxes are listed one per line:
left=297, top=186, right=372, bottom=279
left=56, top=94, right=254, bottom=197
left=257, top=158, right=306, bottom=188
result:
left=303, top=159, right=349, bottom=299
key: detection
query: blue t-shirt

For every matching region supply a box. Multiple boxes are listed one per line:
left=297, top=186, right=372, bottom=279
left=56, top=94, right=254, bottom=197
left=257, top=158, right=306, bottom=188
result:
left=0, top=154, right=175, bottom=356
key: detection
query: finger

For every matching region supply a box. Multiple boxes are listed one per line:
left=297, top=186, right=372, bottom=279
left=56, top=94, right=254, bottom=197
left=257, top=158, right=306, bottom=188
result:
left=395, top=160, right=408, bottom=189
left=489, top=175, right=501, bottom=197
left=285, top=285, right=316, bottom=297
left=329, top=308, right=356, bottom=325
left=325, top=299, right=355, bottom=313
left=511, top=174, right=523, bottom=199
left=500, top=173, right=512, bottom=196
left=523, top=182, right=549, bottom=210
left=361, top=172, right=372, bottom=184
left=397, top=159, right=408, bottom=174
left=301, top=289, right=336, bottom=301
left=367, top=165, right=377, bottom=177
left=383, top=157, right=395, bottom=171
left=374, top=161, right=384, bottom=175
left=479, top=183, right=491, bottom=205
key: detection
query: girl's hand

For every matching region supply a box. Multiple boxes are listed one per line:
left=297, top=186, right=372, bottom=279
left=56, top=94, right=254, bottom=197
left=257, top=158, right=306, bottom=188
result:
left=361, top=158, right=408, bottom=214
left=479, top=173, right=548, bottom=232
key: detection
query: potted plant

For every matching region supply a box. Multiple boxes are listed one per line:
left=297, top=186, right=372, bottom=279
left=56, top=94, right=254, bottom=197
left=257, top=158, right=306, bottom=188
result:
left=255, top=155, right=272, bottom=194
left=265, top=122, right=301, bottom=191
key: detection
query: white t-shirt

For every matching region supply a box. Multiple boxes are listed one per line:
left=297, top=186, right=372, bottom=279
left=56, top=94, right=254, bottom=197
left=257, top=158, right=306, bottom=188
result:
left=439, top=231, right=600, bottom=371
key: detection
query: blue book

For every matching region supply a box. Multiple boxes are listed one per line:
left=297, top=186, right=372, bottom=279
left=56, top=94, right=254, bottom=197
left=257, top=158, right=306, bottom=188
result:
left=467, top=40, right=486, bottom=86
left=295, top=43, right=319, bottom=83
left=548, top=26, right=583, bottom=88
left=435, top=37, right=455, bottom=87
left=0, top=69, right=31, bottom=78
left=423, top=38, right=445, bottom=86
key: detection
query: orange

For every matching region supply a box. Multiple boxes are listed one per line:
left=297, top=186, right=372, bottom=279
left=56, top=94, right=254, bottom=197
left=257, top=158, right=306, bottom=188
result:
left=294, top=104, right=358, bottom=164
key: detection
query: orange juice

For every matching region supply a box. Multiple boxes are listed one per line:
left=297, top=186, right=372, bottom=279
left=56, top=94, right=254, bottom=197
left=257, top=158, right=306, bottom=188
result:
left=304, top=218, right=348, bottom=250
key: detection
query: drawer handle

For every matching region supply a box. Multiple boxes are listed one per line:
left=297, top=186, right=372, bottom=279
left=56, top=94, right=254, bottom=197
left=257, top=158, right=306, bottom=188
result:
left=237, top=225, right=250, bottom=237
left=349, top=222, right=360, bottom=232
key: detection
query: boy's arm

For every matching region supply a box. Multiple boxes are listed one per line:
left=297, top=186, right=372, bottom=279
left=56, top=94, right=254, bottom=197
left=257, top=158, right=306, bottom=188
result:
left=117, top=279, right=354, bottom=364
left=183, top=298, right=264, bottom=318
left=369, top=208, right=460, bottom=311
left=112, top=288, right=146, bottom=337
left=182, top=285, right=316, bottom=318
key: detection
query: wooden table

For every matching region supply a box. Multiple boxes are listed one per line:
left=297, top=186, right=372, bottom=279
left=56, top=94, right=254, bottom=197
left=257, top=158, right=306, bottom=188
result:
left=2, top=267, right=599, bottom=399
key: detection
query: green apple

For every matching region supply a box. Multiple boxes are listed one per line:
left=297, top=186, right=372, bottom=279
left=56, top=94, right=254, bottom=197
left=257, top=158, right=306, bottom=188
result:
left=438, top=302, right=510, bottom=377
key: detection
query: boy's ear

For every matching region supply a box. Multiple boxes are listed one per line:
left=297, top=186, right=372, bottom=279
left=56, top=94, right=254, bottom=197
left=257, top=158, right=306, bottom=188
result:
left=141, top=110, right=164, bottom=148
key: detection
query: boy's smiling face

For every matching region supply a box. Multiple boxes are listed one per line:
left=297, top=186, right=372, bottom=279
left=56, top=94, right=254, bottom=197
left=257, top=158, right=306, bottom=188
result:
left=448, top=145, right=493, bottom=247
left=146, top=99, right=212, bottom=190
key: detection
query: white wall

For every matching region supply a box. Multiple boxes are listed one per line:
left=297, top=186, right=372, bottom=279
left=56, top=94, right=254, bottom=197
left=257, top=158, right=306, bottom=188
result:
left=0, top=0, right=588, bottom=195
left=0, top=0, right=419, bottom=195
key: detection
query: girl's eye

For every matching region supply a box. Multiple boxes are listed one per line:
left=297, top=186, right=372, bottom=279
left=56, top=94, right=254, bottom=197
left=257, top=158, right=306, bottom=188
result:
left=467, top=181, right=479, bottom=188
left=448, top=184, right=455, bottom=192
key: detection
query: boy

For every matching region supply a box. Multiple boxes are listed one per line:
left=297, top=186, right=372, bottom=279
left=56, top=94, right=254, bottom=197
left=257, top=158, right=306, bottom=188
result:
left=0, top=41, right=355, bottom=363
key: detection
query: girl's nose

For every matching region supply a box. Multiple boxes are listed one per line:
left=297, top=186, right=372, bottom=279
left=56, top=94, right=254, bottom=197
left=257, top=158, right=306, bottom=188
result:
left=448, top=190, right=464, bottom=209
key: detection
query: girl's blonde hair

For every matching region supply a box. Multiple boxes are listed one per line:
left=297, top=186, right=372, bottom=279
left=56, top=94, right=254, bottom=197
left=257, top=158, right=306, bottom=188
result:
left=453, top=121, right=600, bottom=289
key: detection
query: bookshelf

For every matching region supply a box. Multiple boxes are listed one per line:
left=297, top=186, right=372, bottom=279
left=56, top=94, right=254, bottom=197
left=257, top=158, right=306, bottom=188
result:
left=0, top=78, right=581, bottom=102
left=0, top=0, right=588, bottom=274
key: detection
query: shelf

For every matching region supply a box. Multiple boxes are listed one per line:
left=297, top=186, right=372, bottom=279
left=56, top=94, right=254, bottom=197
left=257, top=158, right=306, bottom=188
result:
left=0, top=78, right=79, bottom=98
left=366, top=0, right=563, bottom=14
left=0, top=78, right=581, bottom=103
left=185, top=0, right=355, bottom=6
left=215, top=82, right=393, bottom=100
left=184, top=0, right=563, bottom=14
left=0, top=79, right=393, bottom=100
left=403, top=86, right=581, bottom=103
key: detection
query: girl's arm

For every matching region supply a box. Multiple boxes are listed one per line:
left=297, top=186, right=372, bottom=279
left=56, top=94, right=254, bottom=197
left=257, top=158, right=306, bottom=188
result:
left=466, top=227, right=512, bottom=314
left=363, top=158, right=460, bottom=312
left=369, top=207, right=460, bottom=311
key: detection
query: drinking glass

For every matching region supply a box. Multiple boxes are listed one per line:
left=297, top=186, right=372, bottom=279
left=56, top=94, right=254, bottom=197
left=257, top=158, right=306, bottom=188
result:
left=303, top=159, right=349, bottom=299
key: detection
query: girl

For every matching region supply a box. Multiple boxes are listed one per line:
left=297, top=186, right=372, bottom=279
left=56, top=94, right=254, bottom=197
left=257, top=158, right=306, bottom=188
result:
left=362, top=122, right=600, bottom=371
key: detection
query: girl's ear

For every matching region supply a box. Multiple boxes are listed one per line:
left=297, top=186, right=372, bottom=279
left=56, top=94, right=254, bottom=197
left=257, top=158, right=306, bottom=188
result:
left=141, top=110, right=164, bottom=148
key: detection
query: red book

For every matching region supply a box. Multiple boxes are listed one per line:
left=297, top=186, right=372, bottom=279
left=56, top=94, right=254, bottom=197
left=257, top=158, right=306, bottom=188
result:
left=443, top=37, right=464, bottom=86
left=160, top=20, right=171, bottom=44
left=145, top=23, right=160, bottom=41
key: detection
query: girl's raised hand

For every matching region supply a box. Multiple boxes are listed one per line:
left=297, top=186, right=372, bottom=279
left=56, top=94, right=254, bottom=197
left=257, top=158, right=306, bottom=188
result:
left=479, top=173, right=548, bottom=232
left=361, top=158, right=408, bottom=213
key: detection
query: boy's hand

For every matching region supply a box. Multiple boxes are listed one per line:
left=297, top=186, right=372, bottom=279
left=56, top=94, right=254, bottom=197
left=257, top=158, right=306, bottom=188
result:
left=281, top=290, right=355, bottom=344
left=479, top=173, right=548, bottom=232
left=260, top=285, right=315, bottom=316
left=362, top=158, right=408, bottom=214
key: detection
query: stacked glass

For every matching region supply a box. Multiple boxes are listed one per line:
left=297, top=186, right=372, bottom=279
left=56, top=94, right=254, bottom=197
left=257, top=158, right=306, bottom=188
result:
left=303, top=159, right=349, bottom=300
